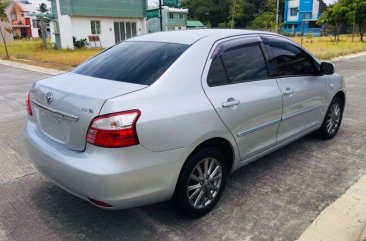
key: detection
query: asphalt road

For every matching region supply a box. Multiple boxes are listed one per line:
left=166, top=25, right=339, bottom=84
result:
left=0, top=55, right=365, bottom=241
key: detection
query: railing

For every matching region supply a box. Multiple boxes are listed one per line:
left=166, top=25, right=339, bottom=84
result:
left=282, top=28, right=321, bottom=33
left=167, top=19, right=186, bottom=26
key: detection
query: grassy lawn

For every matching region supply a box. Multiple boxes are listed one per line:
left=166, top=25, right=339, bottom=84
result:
left=0, top=39, right=102, bottom=71
left=0, top=35, right=365, bottom=71
left=291, top=35, right=366, bottom=60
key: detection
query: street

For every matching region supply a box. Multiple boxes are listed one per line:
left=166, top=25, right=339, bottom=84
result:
left=0, top=55, right=365, bottom=241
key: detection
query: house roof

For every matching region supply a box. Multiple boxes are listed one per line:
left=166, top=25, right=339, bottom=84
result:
left=15, top=0, right=37, bottom=13
left=187, top=20, right=205, bottom=28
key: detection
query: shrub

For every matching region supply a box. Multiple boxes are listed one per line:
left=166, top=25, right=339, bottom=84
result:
left=73, top=36, right=88, bottom=49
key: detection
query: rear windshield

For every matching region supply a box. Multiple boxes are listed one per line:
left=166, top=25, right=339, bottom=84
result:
left=73, top=41, right=189, bottom=85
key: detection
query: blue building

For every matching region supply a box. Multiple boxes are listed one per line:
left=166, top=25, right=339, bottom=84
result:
left=282, top=0, right=326, bottom=36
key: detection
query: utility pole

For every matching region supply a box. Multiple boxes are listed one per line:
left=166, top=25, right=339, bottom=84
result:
left=159, top=0, right=163, bottom=31
left=275, top=0, right=279, bottom=33
left=231, top=0, right=236, bottom=29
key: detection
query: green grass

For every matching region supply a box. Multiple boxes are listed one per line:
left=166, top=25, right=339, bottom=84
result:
left=291, top=35, right=366, bottom=60
left=0, top=35, right=365, bottom=70
left=0, top=39, right=102, bottom=71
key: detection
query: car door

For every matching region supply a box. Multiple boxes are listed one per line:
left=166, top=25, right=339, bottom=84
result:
left=262, top=35, right=327, bottom=143
left=202, top=36, right=283, bottom=160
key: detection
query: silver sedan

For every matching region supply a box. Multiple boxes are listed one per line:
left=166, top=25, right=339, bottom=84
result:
left=24, top=29, right=345, bottom=217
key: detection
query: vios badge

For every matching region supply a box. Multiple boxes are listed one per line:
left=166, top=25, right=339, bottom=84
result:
left=44, top=92, right=53, bottom=104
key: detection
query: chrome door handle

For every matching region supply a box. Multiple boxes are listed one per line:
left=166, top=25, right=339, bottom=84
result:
left=283, top=88, right=295, bottom=96
left=222, top=98, right=240, bottom=108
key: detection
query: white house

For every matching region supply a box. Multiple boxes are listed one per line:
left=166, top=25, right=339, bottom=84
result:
left=148, top=7, right=189, bottom=33
left=49, top=0, right=147, bottom=49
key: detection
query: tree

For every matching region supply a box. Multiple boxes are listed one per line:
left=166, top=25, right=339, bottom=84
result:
left=0, top=0, right=10, bottom=59
left=228, top=0, right=244, bottom=28
left=181, top=0, right=230, bottom=27
left=36, top=3, right=51, bottom=48
left=37, top=3, right=49, bottom=13
left=355, top=0, right=366, bottom=41
left=317, top=3, right=348, bottom=42
left=250, top=12, right=276, bottom=30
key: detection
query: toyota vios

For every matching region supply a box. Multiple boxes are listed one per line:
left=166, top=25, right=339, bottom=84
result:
left=24, top=30, right=345, bottom=217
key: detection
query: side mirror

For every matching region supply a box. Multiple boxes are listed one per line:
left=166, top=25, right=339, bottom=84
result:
left=321, top=62, right=335, bottom=75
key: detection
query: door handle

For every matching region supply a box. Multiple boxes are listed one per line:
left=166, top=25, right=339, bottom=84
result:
left=283, top=88, right=295, bottom=96
left=222, top=98, right=240, bottom=108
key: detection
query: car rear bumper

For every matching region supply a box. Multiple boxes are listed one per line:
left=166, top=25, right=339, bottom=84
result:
left=23, top=120, right=191, bottom=209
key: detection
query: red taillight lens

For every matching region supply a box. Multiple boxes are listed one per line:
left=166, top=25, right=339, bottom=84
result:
left=86, top=110, right=141, bottom=148
left=26, top=91, right=33, bottom=116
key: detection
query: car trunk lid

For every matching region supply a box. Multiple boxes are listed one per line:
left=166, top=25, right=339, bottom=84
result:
left=31, top=73, right=147, bottom=151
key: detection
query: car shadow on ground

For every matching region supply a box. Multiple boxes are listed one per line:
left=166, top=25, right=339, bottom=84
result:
left=28, top=133, right=347, bottom=240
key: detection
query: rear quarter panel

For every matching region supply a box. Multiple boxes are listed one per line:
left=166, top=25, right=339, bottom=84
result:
left=100, top=38, right=239, bottom=159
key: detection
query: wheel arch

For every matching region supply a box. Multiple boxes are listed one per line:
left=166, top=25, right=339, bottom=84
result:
left=173, top=137, right=235, bottom=194
left=334, top=90, right=346, bottom=107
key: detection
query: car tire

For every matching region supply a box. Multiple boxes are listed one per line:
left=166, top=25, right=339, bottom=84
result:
left=316, top=97, right=344, bottom=140
left=174, top=147, right=227, bottom=218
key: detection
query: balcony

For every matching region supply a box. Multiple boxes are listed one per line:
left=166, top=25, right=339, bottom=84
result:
left=167, top=19, right=186, bottom=27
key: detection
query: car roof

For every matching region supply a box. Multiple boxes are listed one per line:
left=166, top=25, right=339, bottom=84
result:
left=127, top=29, right=278, bottom=45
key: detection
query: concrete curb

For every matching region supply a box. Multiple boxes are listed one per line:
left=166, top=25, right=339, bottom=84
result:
left=297, top=176, right=366, bottom=241
left=331, top=51, right=366, bottom=61
left=0, top=59, right=66, bottom=75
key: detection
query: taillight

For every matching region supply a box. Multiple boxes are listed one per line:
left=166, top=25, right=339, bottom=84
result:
left=26, top=91, right=33, bottom=116
left=86, top=110, right=141, bottom=148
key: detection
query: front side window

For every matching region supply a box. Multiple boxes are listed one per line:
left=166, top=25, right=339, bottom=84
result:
left=169, top=13, right=174, bottom=19
left=91, top=20, right=101, bottom=34
left=73, top=41, right=189, bottom=85
left=264, top=38, right=319, bottom=76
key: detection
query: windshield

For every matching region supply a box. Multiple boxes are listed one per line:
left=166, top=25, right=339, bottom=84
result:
left=73, top=41, right=189, bottom=85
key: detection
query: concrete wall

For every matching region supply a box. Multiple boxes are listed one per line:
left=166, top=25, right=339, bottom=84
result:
left=51, top=0, right=146, bottom=49
left=70, top=16, right=145, bottom=48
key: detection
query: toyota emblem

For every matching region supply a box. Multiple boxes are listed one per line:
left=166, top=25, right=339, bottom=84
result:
left=44, top=92, right=53, bottom=104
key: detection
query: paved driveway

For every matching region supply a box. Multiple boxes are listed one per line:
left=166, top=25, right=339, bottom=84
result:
left=0, top=55, right=365, bottom=241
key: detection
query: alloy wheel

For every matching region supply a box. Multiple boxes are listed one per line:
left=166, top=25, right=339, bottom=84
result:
left=326, top=103, right=341, bottom=135
left=187, top=157, right=223, bottom=209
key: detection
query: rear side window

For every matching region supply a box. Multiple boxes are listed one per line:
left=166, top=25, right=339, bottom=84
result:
left=207, top=42, right=269, bottom=86
left=207, top=56, right=228, bottom=86
left=222, top=42, right=268, bottom=83
left=264, top=39, right=319, bottom=76
left=73, top=41, right=189, bottom=85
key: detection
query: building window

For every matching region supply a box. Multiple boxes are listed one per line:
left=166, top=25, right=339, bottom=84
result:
left=167, top=26, right=175, bottom=31
left=32, top=19, right=37, bottom=28
left=10, top=13, right=17, bottom=21
left=179, top=14, right=183, bottom=19
left=303, top=13, right=311, bottom=19
left=169, top=13, right=174, bottom=19
left=290, top=8, right=298, bottom=16
left=21, top=14, right=24, bottom=17
left=53, top=20, right=60, bottom=34
left=114, top=22, right=137, bottom=43
left=91, top=20, right=101, bottom=34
